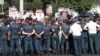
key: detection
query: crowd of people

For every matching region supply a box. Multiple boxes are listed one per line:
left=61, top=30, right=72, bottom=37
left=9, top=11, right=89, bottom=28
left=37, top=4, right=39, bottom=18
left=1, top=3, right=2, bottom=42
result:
left=0, top=5, right=100, bottom=56
left=0, top=14, right=100, bottom=56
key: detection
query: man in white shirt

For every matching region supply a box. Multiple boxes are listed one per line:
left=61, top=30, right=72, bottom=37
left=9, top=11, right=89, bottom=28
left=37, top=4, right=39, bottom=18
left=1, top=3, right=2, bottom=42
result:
left=84, top=16, right=100, bottom=54
left=68, top=18, right=82, bottom=56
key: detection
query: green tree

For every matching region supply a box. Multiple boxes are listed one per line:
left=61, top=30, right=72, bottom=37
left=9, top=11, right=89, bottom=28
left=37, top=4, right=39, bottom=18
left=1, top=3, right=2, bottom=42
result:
left=24, top=2, right=33, bottom=10
left=24, top=0, right=43, bottom=10
left=32, top=0, right=43, bottom=9
left=49, top=0, right=100, bottom=13
left=2, top=0, right=100, bottom=14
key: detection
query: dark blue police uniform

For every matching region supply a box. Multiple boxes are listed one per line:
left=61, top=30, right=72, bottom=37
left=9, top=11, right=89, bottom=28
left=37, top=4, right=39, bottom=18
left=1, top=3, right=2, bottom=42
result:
left=9, top=23, right=22, bottom=55
left=34, top=22, right=44, bottom=55
left=22, top=24, right=34, bottom=53
left=43, top=24, right=51, bottom=54
left=80, top=21, right=88, bottom=53
left=51, top=23, right=59, bottom=54
left=0, top=25, right=9, bottom=56
left=61, top=23, right=70, bottom=54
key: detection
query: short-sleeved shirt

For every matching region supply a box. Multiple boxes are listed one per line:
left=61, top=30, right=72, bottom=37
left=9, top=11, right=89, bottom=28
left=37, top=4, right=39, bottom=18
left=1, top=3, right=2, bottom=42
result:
left=34, top=23, right=44, bottom=34
left=22, top=24, right=34, bottom=33
left=51, top=24, right=59, bottom=34
left=84, top=21, right=100, bottom=34
left=43, top=25, right=51, bottom=35
left=80, top=22, right=86, bottom=28
left=9, top=23, right=21, bottom=35
left=61, top=23, right=70, bottom=34
left=0, top=25, right=8, bottom=36
left=69, top=23, right=82, bottom=36
left=0, top=25, right=8, bottom=40
left=80, top=22, right=88, bottom=37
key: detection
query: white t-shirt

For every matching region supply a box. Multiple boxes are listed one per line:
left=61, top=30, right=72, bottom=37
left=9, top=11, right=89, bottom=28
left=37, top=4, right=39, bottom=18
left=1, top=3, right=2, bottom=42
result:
left=69, top=23, right=82, bottom=36
left=84, top=21, right=100, bottom=34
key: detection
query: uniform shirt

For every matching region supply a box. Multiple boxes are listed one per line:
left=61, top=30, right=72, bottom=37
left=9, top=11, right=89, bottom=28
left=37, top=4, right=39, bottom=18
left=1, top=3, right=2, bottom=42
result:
left=51, top=24, right=59, bottom=34
left=0, top=25, right=8, bottom=36
left=43, top=25, right=51, bottom=35
left=80, top=22, right=86, bottom=28
left=80, top=22, right=88, bottom=37
left=62, top=23, right=70, bottom=33
left=84, top=21, right=100, bottom=34
left=22, top=24, right=34, bottom=33
left=69, top=23, right=82, bottom=36
left=9, top=23, right=21, bottom=35
left=34, top=22, right=44, bottom=33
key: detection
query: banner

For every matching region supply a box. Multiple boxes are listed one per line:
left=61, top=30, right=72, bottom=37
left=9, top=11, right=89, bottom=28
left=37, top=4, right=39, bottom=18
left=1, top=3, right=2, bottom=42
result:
left=36, top=9, right=44, bottom=21
left=0, top=0, right=4, bottom=4
left=46, top=4, right=53, bottom=15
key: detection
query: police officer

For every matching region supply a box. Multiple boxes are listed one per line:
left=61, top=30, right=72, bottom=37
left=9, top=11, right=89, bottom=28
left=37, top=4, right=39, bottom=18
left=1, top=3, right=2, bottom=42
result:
left=43, top=21, right=51, bottom=55
left=84, top=15, right=100, bottom=54
left=8, top=20, right=22, bottom=56
left=0, top=20, right=3, bottom=55
left=22, top=20, right=35, bottom=56
left=61, top=20, right=70, bottom=54
left=51, top=20, right=60, bottom=54
left=0, top=21, right=9, bottom=56
left=80, top=18, right=88, bottom=54
left=96, top=17, right=100, bottom=53
left=20, top=19, right=26, bottom=54
left=34, top=20, right=44, bottom=56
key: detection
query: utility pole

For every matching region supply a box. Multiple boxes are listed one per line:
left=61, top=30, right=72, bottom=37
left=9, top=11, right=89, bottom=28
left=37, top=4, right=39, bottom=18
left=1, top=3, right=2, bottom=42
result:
left=0, top=0, right=4, bottom=14
left=20, top=0, right=24, bottom=15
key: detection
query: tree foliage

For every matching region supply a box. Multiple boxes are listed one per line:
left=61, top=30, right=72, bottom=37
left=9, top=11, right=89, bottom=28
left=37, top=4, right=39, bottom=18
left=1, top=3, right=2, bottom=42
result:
left=2, top=0, right=100, bottom=14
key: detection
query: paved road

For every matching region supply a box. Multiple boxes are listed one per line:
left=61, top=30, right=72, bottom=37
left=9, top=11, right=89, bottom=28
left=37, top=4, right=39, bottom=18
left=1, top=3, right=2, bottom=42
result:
left=33, top=54, right=100, bottom=56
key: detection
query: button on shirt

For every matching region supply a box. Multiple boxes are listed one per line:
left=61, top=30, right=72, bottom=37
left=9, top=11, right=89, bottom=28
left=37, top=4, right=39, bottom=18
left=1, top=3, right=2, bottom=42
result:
left=69, top=23, right=82, bottom=36
left=84, top=21, right=100, bottom=34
